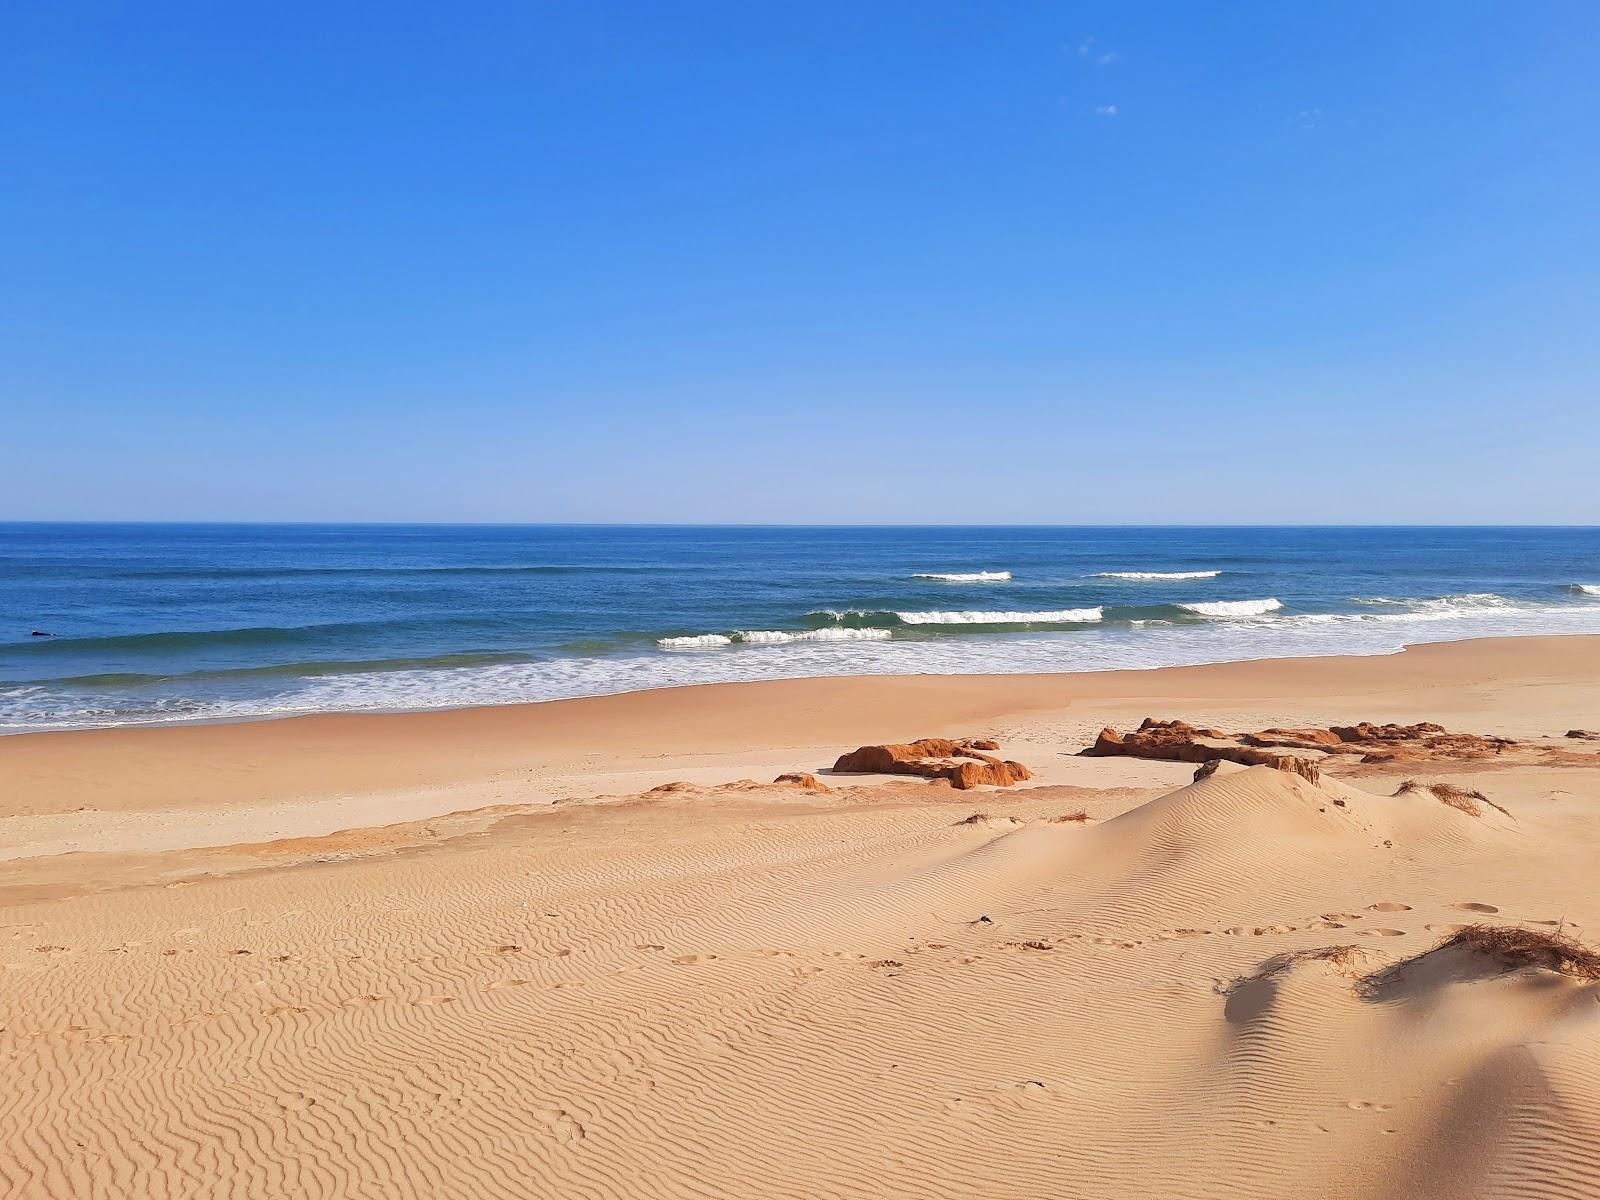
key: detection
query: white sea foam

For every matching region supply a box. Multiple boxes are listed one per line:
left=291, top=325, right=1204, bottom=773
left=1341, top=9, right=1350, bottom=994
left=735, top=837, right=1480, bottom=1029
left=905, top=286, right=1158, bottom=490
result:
left=15, top=600, right=1600, bottom=732
left=1574, top=584, right=1600, bottom=597
left=894, top=607, right=1104, bottom=625
left=1177, top=598, right=1283, bottom=618
left=1351, top=593, right=1517, bottom=616
left=658, top=633, right=735, bottom=648
left=660, top=628, right=892, bottom=648
left=912, top=571, right=1011, bottom=582
left=734, top=628, right=892, bottom=644
left=1094, top=570, right=1221, bottom=581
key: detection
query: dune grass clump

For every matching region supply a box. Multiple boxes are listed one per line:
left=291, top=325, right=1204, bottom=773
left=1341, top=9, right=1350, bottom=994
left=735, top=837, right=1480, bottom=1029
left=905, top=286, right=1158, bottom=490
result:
left=1049, top=810, right=1090, bottom=823
left=1360, top=925, right=1600, bottom=997
left=1395, top=779, right=1511, bottom=818
left=1425, top=924, right=1600, bottom=979
left=954, top=812, right=992, bottom=825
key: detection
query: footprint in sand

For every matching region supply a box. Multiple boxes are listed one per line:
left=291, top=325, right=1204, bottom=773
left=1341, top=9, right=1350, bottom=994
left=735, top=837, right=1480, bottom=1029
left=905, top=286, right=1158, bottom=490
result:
left=1323, top=913, right=1363, bottom=923
left=672, top=953, right=716, bottom=965
left=487, top=978, right=530, bottom=990
left=413, top=996, right=456, bottom=1007
left=1454, top=902, right=1500, bottom=914
left=532, top=1106, right=586, bottom=1146
left=1368, top=902, right=1411, bottom=913
left=276, top=1092, right=316, bottom=1112
left=266, top=1005, right=309, bottom=1017
left=491, top=944, right=521, bottom=955
left=1427, top=923, right=1471, bottom=934
left=341, top=995, right=383, bottom=1008
left=1358, top=928, right=1406, bottom=937
left=634, top=943, right=665, bottom=951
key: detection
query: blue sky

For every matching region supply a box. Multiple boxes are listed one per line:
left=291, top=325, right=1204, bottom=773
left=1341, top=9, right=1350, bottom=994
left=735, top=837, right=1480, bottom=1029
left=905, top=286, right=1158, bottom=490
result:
left=4, top=2, right=1597, bottom=523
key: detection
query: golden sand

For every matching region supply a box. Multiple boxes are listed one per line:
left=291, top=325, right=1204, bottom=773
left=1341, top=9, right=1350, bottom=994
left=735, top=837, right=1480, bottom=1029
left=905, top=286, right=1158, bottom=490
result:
left=4, top=635, right=1600, bottom=1198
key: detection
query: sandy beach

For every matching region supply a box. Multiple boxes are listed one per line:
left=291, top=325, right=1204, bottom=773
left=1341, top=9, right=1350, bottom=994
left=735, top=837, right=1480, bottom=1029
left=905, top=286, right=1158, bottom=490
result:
left=5, top=633, right=1600, bottom=1198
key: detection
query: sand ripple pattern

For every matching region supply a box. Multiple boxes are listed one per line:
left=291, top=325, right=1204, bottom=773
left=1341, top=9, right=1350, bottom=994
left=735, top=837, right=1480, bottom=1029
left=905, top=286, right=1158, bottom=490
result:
left=3, top=763, right=1600, bottom=1198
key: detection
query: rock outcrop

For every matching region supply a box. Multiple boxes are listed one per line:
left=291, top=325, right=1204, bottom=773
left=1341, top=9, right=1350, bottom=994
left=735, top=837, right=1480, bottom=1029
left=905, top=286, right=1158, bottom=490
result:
left=832, top=738, right=1032, bottom=790
left=1086, top=717, right=1518, bottom=771
left=773, top=772, right=831, bottom=793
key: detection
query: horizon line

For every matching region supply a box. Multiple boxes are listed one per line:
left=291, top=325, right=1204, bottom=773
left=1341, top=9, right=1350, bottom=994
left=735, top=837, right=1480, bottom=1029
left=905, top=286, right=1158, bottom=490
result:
left=3, top=520, right=1599, bottom=531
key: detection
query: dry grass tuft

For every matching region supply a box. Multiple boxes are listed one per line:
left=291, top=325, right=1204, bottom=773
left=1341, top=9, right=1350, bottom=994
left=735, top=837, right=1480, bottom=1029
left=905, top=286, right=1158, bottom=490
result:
left=1255, top=944, right=1368, bottom=980
left=1395, top=779, right=1512, bottom=818
left=1223, top=945, right=1369, bottom=995
left=1361, top=925, right=1600, bottom=997
left=954, top=812, right=992, bottom=825
left=1426, top=924, right=1600, bottom=979
left=1049, top=810, right=1091, bottom=823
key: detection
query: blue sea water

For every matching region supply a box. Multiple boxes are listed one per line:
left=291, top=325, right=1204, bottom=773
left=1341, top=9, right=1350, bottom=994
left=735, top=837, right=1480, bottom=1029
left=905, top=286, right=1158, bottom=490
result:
left=3, top=524, right=1599, bottom=732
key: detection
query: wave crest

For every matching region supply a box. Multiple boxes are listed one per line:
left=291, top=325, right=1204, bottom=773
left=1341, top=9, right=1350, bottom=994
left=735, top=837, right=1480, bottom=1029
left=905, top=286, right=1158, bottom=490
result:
left=1176, top=598, right=1283, bottom=618
left=658, top=628, right=893, bottom=649
left=1351, top=593, right=1516, bottom=614
left=657, top=633, right=733, bottom=648
left=736, top=628, right=893, bottom=644
left=893, top=607, right=1103, bottom=625
left=912, top=571, right=1011, bottom=582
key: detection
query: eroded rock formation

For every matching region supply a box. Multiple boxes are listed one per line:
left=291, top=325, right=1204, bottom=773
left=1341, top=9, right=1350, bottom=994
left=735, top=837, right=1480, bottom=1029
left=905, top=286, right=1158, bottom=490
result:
left=833, top=738, right=1032, bottom=790
left=1085, top=717, right=1520, bottom=771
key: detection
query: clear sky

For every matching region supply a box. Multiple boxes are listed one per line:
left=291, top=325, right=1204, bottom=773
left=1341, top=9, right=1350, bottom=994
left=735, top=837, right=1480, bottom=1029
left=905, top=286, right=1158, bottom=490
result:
left=4, top=2, right=1597, bottom=524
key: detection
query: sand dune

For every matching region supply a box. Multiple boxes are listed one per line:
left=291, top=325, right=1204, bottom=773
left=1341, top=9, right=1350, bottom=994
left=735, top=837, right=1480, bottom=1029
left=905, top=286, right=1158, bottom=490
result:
left=3, top=637, right=1600, bottom=1198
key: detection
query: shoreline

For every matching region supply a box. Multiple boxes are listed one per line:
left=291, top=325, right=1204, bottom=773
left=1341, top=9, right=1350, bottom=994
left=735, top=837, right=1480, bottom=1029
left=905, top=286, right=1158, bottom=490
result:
left=5, top=626, right=1595, bottom=738
left=5, top=633, right=1598, bottom=826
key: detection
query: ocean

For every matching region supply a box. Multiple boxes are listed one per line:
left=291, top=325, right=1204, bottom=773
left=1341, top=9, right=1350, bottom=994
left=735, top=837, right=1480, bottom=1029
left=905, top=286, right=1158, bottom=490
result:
left=3, top=524, right=1599, bottom=733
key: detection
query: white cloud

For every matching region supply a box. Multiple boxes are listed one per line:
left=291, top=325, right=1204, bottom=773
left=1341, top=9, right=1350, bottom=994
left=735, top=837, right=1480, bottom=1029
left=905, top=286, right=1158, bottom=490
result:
left=1078, top=38, right=1094, bottom=57
left=1097, top=51, right=1119, bottom=65
left=1094, top=104, right=1118, bottom=117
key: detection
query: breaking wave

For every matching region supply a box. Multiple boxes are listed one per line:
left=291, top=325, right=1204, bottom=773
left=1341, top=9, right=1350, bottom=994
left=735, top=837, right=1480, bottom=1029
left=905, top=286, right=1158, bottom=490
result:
left=911, top=571, right=1011, bottom=582
left=891, top=608, right=1104, bottom=625
left=1573, top=584, right=1600, bottom=597
left=1351, top=593, right=1517, bottom=615
left=658, top=628, right=893, bottom=649
left=1176, top=598, right=1284, bottom=618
